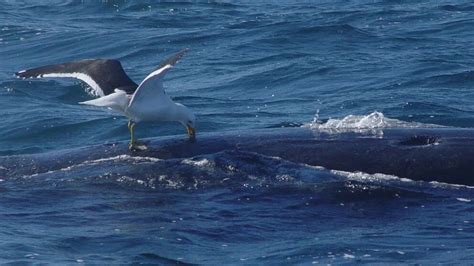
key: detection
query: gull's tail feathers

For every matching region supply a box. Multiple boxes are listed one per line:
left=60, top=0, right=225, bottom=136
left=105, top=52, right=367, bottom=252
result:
left=79, top=89, right=130, bottom=113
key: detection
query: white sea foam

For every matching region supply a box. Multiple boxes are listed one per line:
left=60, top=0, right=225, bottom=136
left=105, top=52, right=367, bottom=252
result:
left=456, top=198, right=471, bottom=202
left=331, top=169, right=412, bottom=183
left=332, top=169, right=474, bottom=191
left=303, top=111, right=440, bottom=134
left=429, top=181, right=474, bottom=190
left=181, top=158, right=214, bottom=167
left=343, top=253, right=355, bottom=259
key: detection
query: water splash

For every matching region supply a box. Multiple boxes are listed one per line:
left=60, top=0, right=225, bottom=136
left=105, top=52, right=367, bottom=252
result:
left=303, top=111, right=441, bottom=134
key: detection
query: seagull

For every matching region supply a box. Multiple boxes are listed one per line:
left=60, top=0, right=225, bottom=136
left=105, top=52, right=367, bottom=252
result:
left=15, top=49, right=195, bottom=151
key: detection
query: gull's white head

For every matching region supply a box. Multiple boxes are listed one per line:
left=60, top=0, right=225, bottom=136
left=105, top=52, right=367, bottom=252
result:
left=174, top=103, right=196, bottom=140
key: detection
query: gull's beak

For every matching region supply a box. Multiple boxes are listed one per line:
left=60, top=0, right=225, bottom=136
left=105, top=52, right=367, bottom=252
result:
left=186, top=125, right=196, bottom=140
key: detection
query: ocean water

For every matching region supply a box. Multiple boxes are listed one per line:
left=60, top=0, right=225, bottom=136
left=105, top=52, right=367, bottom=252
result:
left=1, top=0, right=474, bottom=264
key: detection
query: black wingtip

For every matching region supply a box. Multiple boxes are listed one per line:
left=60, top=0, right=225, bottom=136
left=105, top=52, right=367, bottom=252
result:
left=157, top=48, right=189, bottom=70
left=15, top=69, right=38, bottom=79
left=15, top=70, right=26, bottom=78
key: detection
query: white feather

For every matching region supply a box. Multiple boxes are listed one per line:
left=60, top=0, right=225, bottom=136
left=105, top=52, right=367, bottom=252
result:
left=128, top=65, right=171, bottom=107
left=79, top=89, right=129, bottom=113
left=43, top=72, right=104, bottom=97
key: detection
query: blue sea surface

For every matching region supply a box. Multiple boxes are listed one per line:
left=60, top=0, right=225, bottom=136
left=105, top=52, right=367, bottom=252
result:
left=1, top=0, right=474, bottom=264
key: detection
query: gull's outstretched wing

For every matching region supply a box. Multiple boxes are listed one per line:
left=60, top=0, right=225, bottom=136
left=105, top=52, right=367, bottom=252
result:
left=128, top=49, right=188, bottom=107
left=15, top=59, right=138, bottom=96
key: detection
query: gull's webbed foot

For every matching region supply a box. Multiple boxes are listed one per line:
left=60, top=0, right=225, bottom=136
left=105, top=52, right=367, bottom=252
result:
left=129, top=140, right=148, bottom=151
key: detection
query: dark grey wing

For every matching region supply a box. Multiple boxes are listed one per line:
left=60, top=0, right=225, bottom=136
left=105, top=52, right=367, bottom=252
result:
left=154, top=48, right=188, bottom=72
left=15, top=59, right=138, bottom=96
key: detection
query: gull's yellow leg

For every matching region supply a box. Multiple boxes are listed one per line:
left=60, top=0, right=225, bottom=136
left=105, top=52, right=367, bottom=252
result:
left=128, top=120, right=136, bottom=149
left=186, top=125, right=196, bottom=141
left=128, top=120, right=147, bottom=151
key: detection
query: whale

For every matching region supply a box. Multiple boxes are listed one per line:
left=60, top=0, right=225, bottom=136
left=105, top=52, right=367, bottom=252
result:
left=1, top=127, right=473, bottom=185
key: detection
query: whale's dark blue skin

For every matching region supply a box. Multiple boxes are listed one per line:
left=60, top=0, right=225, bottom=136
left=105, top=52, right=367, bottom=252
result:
left=1, top=127, right=474, bottom=185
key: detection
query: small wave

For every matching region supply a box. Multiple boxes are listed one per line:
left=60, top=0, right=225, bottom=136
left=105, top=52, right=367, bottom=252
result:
left=133, top=252, right=196, bottom=265
left=425, top=70, right=474, bottom=87
left=294, top=24, right=373, bottom=38
left=0, top=24, right=46, bottom=42
left=439, top=4, right=474, bottom=12
left=267, top=121, right=303, bottom=128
